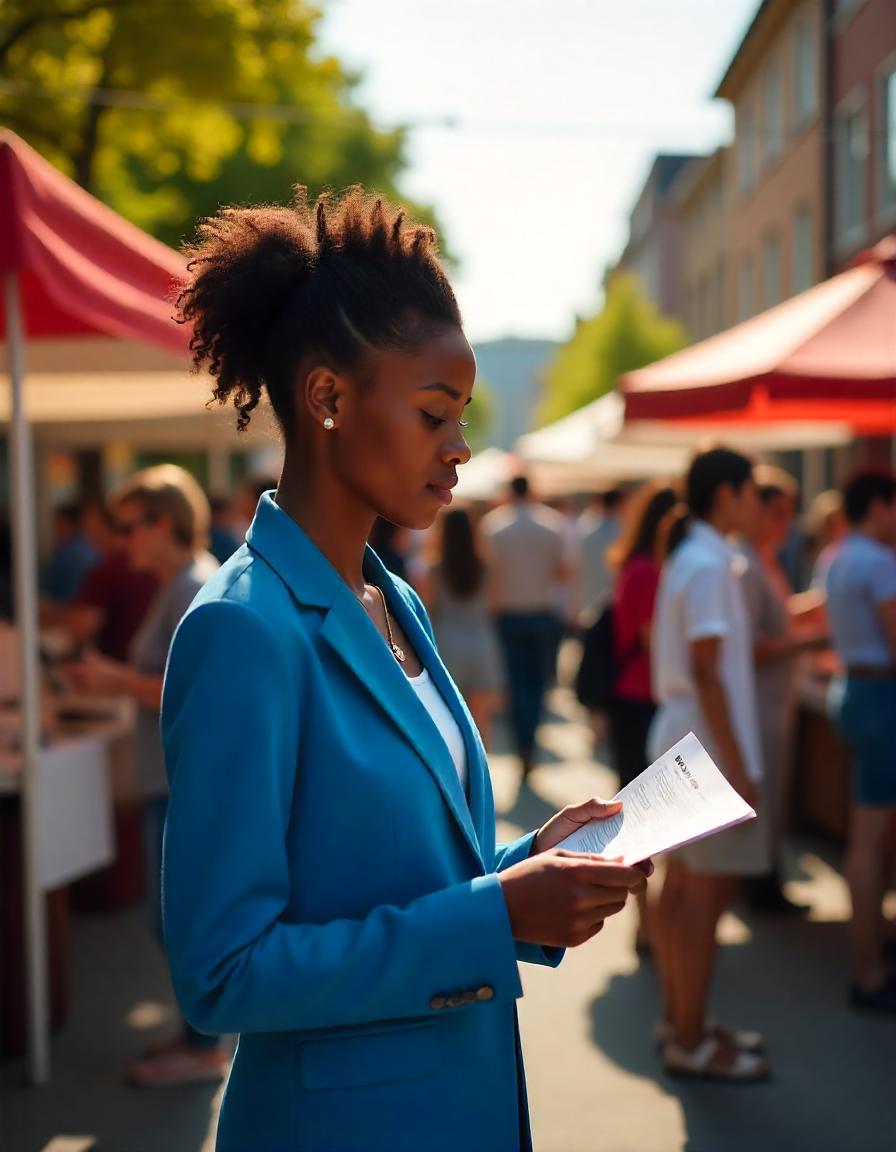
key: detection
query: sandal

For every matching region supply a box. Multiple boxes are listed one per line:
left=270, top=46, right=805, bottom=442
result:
left=662, top=1035, right=770, bottom=1082
left=655, top=1017, right=765, bottom=1053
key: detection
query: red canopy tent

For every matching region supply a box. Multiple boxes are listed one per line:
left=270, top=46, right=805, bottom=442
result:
left=621, top=237, right=896, bottom=436
left=0, top=129, right=188, bottom=349
left=0, top=130, right=191, bottom=1083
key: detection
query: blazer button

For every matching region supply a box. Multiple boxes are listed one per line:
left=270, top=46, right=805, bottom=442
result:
left=430, top=995, right=447, bottom=1010
left=445, top=993, right=465, bottom=1008
left=476, top=985, right=495, bottom=1002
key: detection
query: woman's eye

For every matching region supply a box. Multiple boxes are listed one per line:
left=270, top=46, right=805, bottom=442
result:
left=422, top=411, right=446, bottom=427
left=459, top=419, right=469, bottom=429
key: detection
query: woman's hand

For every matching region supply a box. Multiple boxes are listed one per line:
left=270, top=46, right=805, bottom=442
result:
left=498, top=851, right=648, bottom=948
left=533, top=797, right=622, bottom=855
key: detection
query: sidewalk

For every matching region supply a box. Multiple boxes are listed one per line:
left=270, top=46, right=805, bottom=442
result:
left=2, top=685, right=894, bottom=1152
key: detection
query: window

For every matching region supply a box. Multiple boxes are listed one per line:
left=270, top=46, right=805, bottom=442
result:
left=878, top=64, right=896, bottom=215
left=762, top=233, right=782, bottom=309
left=762, top=60, right=783, bottom=165
left=792, top=206, right=813, bottom=295
left=835, top=96, right=869, bottom=242
left=738, top=253, right=754, bottom=321
left=793, top=8, right=817, bottom=125
left=738, top=101, right=756, bottom=194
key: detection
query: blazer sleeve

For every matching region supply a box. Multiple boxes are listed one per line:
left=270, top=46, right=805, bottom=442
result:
left=161, top=598, right=524, bottom=1037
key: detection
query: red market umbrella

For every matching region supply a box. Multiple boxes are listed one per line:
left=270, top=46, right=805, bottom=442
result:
left=621, top=237, right=896, bottom=436
left=0, top=130, right=189, bottom=1083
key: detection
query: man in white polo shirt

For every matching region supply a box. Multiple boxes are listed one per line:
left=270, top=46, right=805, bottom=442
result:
left=650, top=447, right=770, bottom=1083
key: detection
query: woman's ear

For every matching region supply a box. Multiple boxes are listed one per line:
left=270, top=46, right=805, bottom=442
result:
left=303, top=365, right=346, bottom=431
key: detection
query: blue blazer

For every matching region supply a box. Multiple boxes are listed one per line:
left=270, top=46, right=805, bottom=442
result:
left=161, top=494, right=562, bottom=1152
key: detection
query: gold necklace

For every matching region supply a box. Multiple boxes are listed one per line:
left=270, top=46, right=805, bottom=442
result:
left=359, top=583, right=406, bottom=664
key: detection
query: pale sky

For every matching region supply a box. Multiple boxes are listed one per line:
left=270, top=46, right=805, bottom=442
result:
left=319, top=0, right=761, bottom=343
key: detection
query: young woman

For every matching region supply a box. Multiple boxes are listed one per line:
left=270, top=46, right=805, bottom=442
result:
left=164, top=189, right=650, bottom=1152
left=650, top=447, right=770, bottom=1082
left=606, top=482, right=678, bottom=790
left=739, top=466, right=827, bottom=912
left=421, top=507, right=503, bottom=748
left=605, top=482, right=677, bottom=955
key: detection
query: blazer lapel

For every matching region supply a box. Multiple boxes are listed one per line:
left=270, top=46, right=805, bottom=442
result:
left=379, top=576, right=491, bottom=859
left=319, top=583, right=483, bottom=868
left=247, top=494, right=484, bottom=867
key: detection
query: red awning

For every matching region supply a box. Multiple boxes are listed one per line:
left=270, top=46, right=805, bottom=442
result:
left=0, top=130, right=189, bottom=354
left=621, top=237, right=896, bottom=436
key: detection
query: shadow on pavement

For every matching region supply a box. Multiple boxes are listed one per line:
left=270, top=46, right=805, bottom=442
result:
left=2, top=905, right=221, bottom=1152
left=587, top=905, right=894, bottom=1152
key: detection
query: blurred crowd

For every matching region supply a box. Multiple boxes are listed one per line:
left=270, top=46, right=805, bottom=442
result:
left=18, top=449, right=896, bottom=1086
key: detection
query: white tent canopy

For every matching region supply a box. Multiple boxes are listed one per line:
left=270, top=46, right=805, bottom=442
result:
left=517, top=389, right=853, bottom=472
left=515, top=392, right=688, bottom=482
left=0, top=337, right=280, bottom=449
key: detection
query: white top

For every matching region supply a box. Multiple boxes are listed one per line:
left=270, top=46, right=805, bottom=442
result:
left=407, top=668, right=468, bottom=791
left=649, top=521, right=764, bottom=782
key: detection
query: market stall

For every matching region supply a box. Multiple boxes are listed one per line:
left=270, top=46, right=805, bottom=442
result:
left=619, top=237, right=896, bottom=843
left=0, top=129, right=233, bottom=1081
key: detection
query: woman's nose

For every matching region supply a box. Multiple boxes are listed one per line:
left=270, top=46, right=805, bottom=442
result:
left=443, top=427, right=472, bottom=466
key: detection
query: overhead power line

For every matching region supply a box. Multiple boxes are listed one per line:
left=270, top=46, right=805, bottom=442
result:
left=1, top=78, right=892, bottom=143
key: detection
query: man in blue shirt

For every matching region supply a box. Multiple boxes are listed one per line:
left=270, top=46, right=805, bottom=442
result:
left=41, top=502, right=100, bottom=605
left=825, top=468, right=896, bottom=1013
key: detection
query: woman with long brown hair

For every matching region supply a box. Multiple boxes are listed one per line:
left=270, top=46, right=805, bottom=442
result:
left=422, top=507, right=503, bottom=747
left=606, top=481, right=678, bottom=790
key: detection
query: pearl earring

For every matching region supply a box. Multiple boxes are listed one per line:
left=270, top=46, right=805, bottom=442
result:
left=323, top=417, right=335, bottom=430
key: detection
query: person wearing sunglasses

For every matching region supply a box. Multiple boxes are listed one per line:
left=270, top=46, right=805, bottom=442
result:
left=64, top=463, right=224, bottom=1087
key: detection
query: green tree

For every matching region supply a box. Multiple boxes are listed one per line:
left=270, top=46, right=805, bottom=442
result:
left=0, top=0, right=440, bottom=247
left=538, top=273, right=687, bottom=426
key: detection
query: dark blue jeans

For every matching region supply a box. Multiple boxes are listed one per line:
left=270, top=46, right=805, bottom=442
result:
left=143, top=795, right=220, bottom=1050
left=496, top=612, right=561, bottom=758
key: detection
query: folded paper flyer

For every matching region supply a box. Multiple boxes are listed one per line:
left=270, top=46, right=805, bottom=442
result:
left=556, top=732, right=756, bottom=864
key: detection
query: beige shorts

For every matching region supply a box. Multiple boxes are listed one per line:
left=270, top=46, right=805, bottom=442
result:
left=674, top=795, right=773, bottom=877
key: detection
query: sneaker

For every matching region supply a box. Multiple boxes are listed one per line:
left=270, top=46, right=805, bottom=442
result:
left=127, top=1042, right=230, bottom=1088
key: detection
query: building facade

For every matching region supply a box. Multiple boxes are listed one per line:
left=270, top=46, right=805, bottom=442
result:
left=672, top=147, right=732, bottom=340
left=828, top=0, right=896, bottom=269
left=716, top=0, right=826, bottom=325
left=611, top=153, right=702, bottom=324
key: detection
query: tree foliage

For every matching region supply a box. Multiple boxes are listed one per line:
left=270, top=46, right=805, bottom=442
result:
left=0, top=0, right=440, bottom=247
left=538, top=273, right=687, bottom=426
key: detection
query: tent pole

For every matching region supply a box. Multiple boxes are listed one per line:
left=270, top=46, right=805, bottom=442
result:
left=4, top=271, right=50, bottom=1084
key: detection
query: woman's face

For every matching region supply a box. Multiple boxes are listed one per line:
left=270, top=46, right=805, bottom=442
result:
left=757, top=492, right=794, bottom=549
left=115, top=499, right=172, bottom=573
left=326, top=326, right=476, bottom=530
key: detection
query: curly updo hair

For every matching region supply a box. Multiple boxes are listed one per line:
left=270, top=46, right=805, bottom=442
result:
left=178, top=187, right=462, bottom=435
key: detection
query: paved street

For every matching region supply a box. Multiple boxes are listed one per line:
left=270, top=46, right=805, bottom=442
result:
left=3, top=684, right=895, bottom=1152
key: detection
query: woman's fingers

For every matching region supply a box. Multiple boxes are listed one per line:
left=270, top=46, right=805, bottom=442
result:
left=560, top=856, right=647, bottom=893
left=564, top=797, right=623, bottom=823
